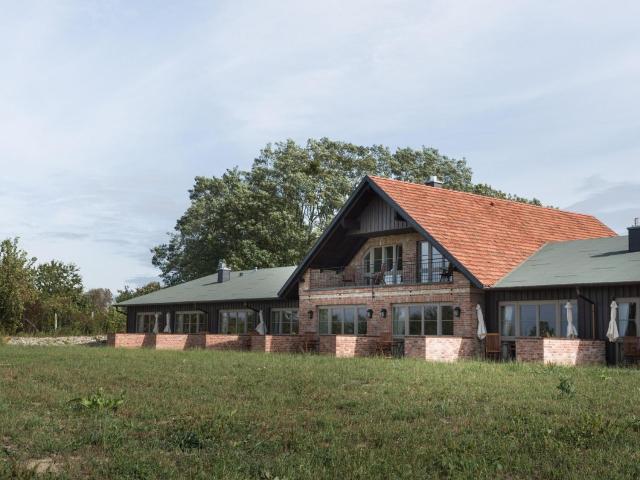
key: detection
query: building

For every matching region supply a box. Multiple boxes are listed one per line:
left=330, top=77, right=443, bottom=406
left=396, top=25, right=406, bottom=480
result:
left=112, top=176, right=639, bottom=364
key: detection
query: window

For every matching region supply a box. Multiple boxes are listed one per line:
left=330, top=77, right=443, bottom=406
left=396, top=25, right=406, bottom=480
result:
left=363, top=244, right=403, bottom=274
left=392, top=304, right=454, bottom=336
left=617, top=299, right=638, bottom=337
left=136, top=312, right=159, bottom=333
left=420, top=241, right=450, bottom=283
left=175, top=311, right=205, bottom=333
left=219, top=310, right=256, bottom=334
left=270, top=309, right=299, bottom=335
left=499, top=300, right=577, bottom=338
left=318, top=306, right=367, bottom=335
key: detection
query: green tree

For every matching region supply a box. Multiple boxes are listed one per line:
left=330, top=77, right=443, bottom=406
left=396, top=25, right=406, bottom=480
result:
left=0, top=238, right=37, bottom=334
left=115, top=282, right=162, bottom=304
left=152, top=138, right=541, bottom=285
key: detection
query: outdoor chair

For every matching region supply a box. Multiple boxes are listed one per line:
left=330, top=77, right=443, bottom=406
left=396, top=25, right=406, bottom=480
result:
left=439, top=263, right=454, bottom=282
left=622, top=336, right=640, bottom=365
left=485, top=333, right=501, bottom=361
left=376, top=331, right=395, bottom=358
left=299, top=332, right=319, bottom=354
left=341, top=266, right=356, bottom=286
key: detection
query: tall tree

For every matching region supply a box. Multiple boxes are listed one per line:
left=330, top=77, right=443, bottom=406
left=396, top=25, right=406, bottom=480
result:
left=115, top=282, right=162, bottom=304
left=0, top=238, right=36, bottom=334
left=84, top=288, right=114, bottom=312
left=153, top=138, right=541, bottom=285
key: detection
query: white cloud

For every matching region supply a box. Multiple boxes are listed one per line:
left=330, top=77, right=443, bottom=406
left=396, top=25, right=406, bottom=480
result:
left=1, top=0, right=639, bottom=290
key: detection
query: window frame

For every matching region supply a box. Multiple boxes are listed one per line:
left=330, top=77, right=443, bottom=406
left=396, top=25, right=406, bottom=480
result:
left=270, top=308, right=299, bottom=335
left=363, top=244, right=403, bottom=274
left=318, top=306, right=368, bottom=336
left=498, top=300, right=577, bottom=339
left=615, top=297, right=639, bottom=339
left=218, top=309, right=256, bottom=334
left=419, top=241, right=450, bottom=283
left=175, top=311, right=206, bottom=334
left=392, top=303, right=454, bottom=337
left=136, top=312, right=160, bottom=333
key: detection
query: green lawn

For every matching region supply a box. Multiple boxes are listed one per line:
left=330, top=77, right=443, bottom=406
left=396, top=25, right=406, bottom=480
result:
left=1, top=347, right=640, bottom=479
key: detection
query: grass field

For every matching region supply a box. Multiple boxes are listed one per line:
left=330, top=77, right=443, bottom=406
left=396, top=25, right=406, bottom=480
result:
left=1, top=347, right=640, bottom=479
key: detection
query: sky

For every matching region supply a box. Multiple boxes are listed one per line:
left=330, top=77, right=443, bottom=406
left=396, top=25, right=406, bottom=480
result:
left=1, top=0, right=639, bottom=293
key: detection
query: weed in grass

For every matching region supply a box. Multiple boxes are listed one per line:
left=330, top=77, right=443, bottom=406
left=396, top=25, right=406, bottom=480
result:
left=557, top=376, right=576, bottom=397
left=69, top=388, right=125, bottom=449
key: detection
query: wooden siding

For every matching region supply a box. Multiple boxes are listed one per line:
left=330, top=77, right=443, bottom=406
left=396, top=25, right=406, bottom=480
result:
left=348, top=195, right=409, bottom=235
left=124, top=299, right=298, bottom=334
left=486, top=283, right=640, bottom=364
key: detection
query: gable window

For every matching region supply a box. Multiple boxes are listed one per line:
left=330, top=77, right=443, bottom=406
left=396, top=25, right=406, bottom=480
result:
left=318, top=306, right=367, bottom=335
left=270, top=309, right=299, bottom=335
left=175, top=311, right=205, bottom=333
left=499, top=300, right=577, bottom=338
left=392, top=304, right=454, bottom=336
left=363, top=244, right=403, bottom=284
left=219, top=310, right=256, bottom=334
left=419, top=241, right=451, bottom=283
left=136, top=312, right=159, bottom=333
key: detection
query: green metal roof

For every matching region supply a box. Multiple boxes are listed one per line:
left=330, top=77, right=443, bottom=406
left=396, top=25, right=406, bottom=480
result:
left=115, top=266, right=297, bottom=306
left=494, top=236, right=640, bottom=288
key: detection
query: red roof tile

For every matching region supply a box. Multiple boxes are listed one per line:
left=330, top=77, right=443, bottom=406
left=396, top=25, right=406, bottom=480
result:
left=369, top=176, right=616, bottom=287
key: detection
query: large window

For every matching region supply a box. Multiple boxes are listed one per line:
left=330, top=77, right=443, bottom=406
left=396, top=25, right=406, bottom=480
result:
left=175, top=311, right=205, bottom=333
left=393, top=304, right=454, bottom=336
left=270, top=309, right=299, bottom=335
left=363, top=245, right=403, bottom=274
left=616, top=299, right=638, bottom=337
left=136, top=312, right=159, bottom=333
left=499, top=301, right=577, bottom=338
left=219, top=310, right=256, bottom=334
left=420, top=241, right=450, bottom=283
left=318, top=306, right=367, bottom=335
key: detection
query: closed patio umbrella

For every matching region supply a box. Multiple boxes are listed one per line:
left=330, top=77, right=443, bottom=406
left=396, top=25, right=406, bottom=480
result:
left=607, top=300, right=619, bottom=342
left=164, top=312, right=171, bottom=333
left=153, top=313, right=159, bottom=334
left=255, top=310, right=266, bottom=335
left=565, top=302, right=578, bottom=338
left=476, top=304, right=487, bottom=340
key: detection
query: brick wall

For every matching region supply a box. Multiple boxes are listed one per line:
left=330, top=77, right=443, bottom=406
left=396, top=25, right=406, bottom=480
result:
left=516, top=338, right=606, bottom=365
left=204, top=334, right=250, bottom=350
left=250, top=335, right=302, bottom=353
left=299, top=232, right=484, bottom=340
left=154, top=334, right=205, bottom=350
left=107, top=333, right=155, bottom=348
left=405, top=336, right=478, bottom=362
left=319, top=335, right=378, bottom=357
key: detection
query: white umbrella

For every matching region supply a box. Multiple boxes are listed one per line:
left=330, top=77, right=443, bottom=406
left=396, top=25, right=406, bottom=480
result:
left=476, top=304, right=487, bottom=340
left=164, top=312, right=171, bottom=333
left=255, top=310, right=266, bottom=335
left=153, top=313, right=159, bottom=334
left=565, top=302, right=578, bottom=338
left=607, top=300, right=619, bottom=342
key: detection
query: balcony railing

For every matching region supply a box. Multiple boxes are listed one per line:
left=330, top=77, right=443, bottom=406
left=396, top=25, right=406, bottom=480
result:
left=308, top=260, right=453, bottom=290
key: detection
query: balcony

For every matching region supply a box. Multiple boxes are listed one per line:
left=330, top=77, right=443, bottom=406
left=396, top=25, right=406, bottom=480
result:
left=308, top=260, right=453, bottom=290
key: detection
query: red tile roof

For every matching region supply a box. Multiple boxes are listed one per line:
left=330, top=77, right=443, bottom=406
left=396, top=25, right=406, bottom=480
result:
left=369, top=176, right=616, bottom=287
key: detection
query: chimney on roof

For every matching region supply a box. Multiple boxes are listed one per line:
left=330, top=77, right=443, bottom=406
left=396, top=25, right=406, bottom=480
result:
left=425, top=175, right=443, bottom=188
left=629, top=218, right=640, bottom=253
left=217, top=260, right=231, bottom=283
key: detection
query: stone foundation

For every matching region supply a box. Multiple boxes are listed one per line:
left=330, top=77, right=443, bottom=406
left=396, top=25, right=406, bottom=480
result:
left=404, top=336, right=478, bottom=362
left=516, top=338, right=605, bottom=365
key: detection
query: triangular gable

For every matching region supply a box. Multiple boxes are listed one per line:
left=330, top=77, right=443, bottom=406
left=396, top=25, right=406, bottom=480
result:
left=278, top=177, right=481, bottom=297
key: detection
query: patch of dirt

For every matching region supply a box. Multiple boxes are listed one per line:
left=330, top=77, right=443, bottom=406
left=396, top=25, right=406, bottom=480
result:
left=24, top=457, right=62, bottom=475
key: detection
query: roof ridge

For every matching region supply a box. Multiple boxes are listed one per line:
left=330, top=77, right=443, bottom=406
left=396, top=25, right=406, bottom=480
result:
left=366, top=175, right=611, bottom=223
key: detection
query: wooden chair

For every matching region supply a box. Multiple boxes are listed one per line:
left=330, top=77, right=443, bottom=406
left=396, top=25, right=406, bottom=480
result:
left=622, top=336, right=640, bottom=365
left=299, top=332, right=319, bottom=354
left=439, top=263, right=454, bottom=283
left=341, top=266, right=356, bottom=286
left=485, top=333, right=501, bottom=361
left=376, top=331, right=395, bottom=358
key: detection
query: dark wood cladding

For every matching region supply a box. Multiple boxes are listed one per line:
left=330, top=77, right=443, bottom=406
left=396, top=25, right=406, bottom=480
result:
left=486, top=283, right=640, bottom=364
left=348, top=195, right=409, bottom=235
left=124, top=299, right=298, bottom=333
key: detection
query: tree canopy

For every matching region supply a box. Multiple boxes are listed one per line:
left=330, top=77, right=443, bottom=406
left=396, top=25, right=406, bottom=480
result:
left=153, top=138, right=541, bottom=285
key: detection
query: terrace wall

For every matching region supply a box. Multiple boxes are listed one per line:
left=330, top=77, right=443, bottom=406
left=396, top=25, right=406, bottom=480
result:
left=516, top=338, right=605, bottom=365
left=404, top=336, right=478, bottom=362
